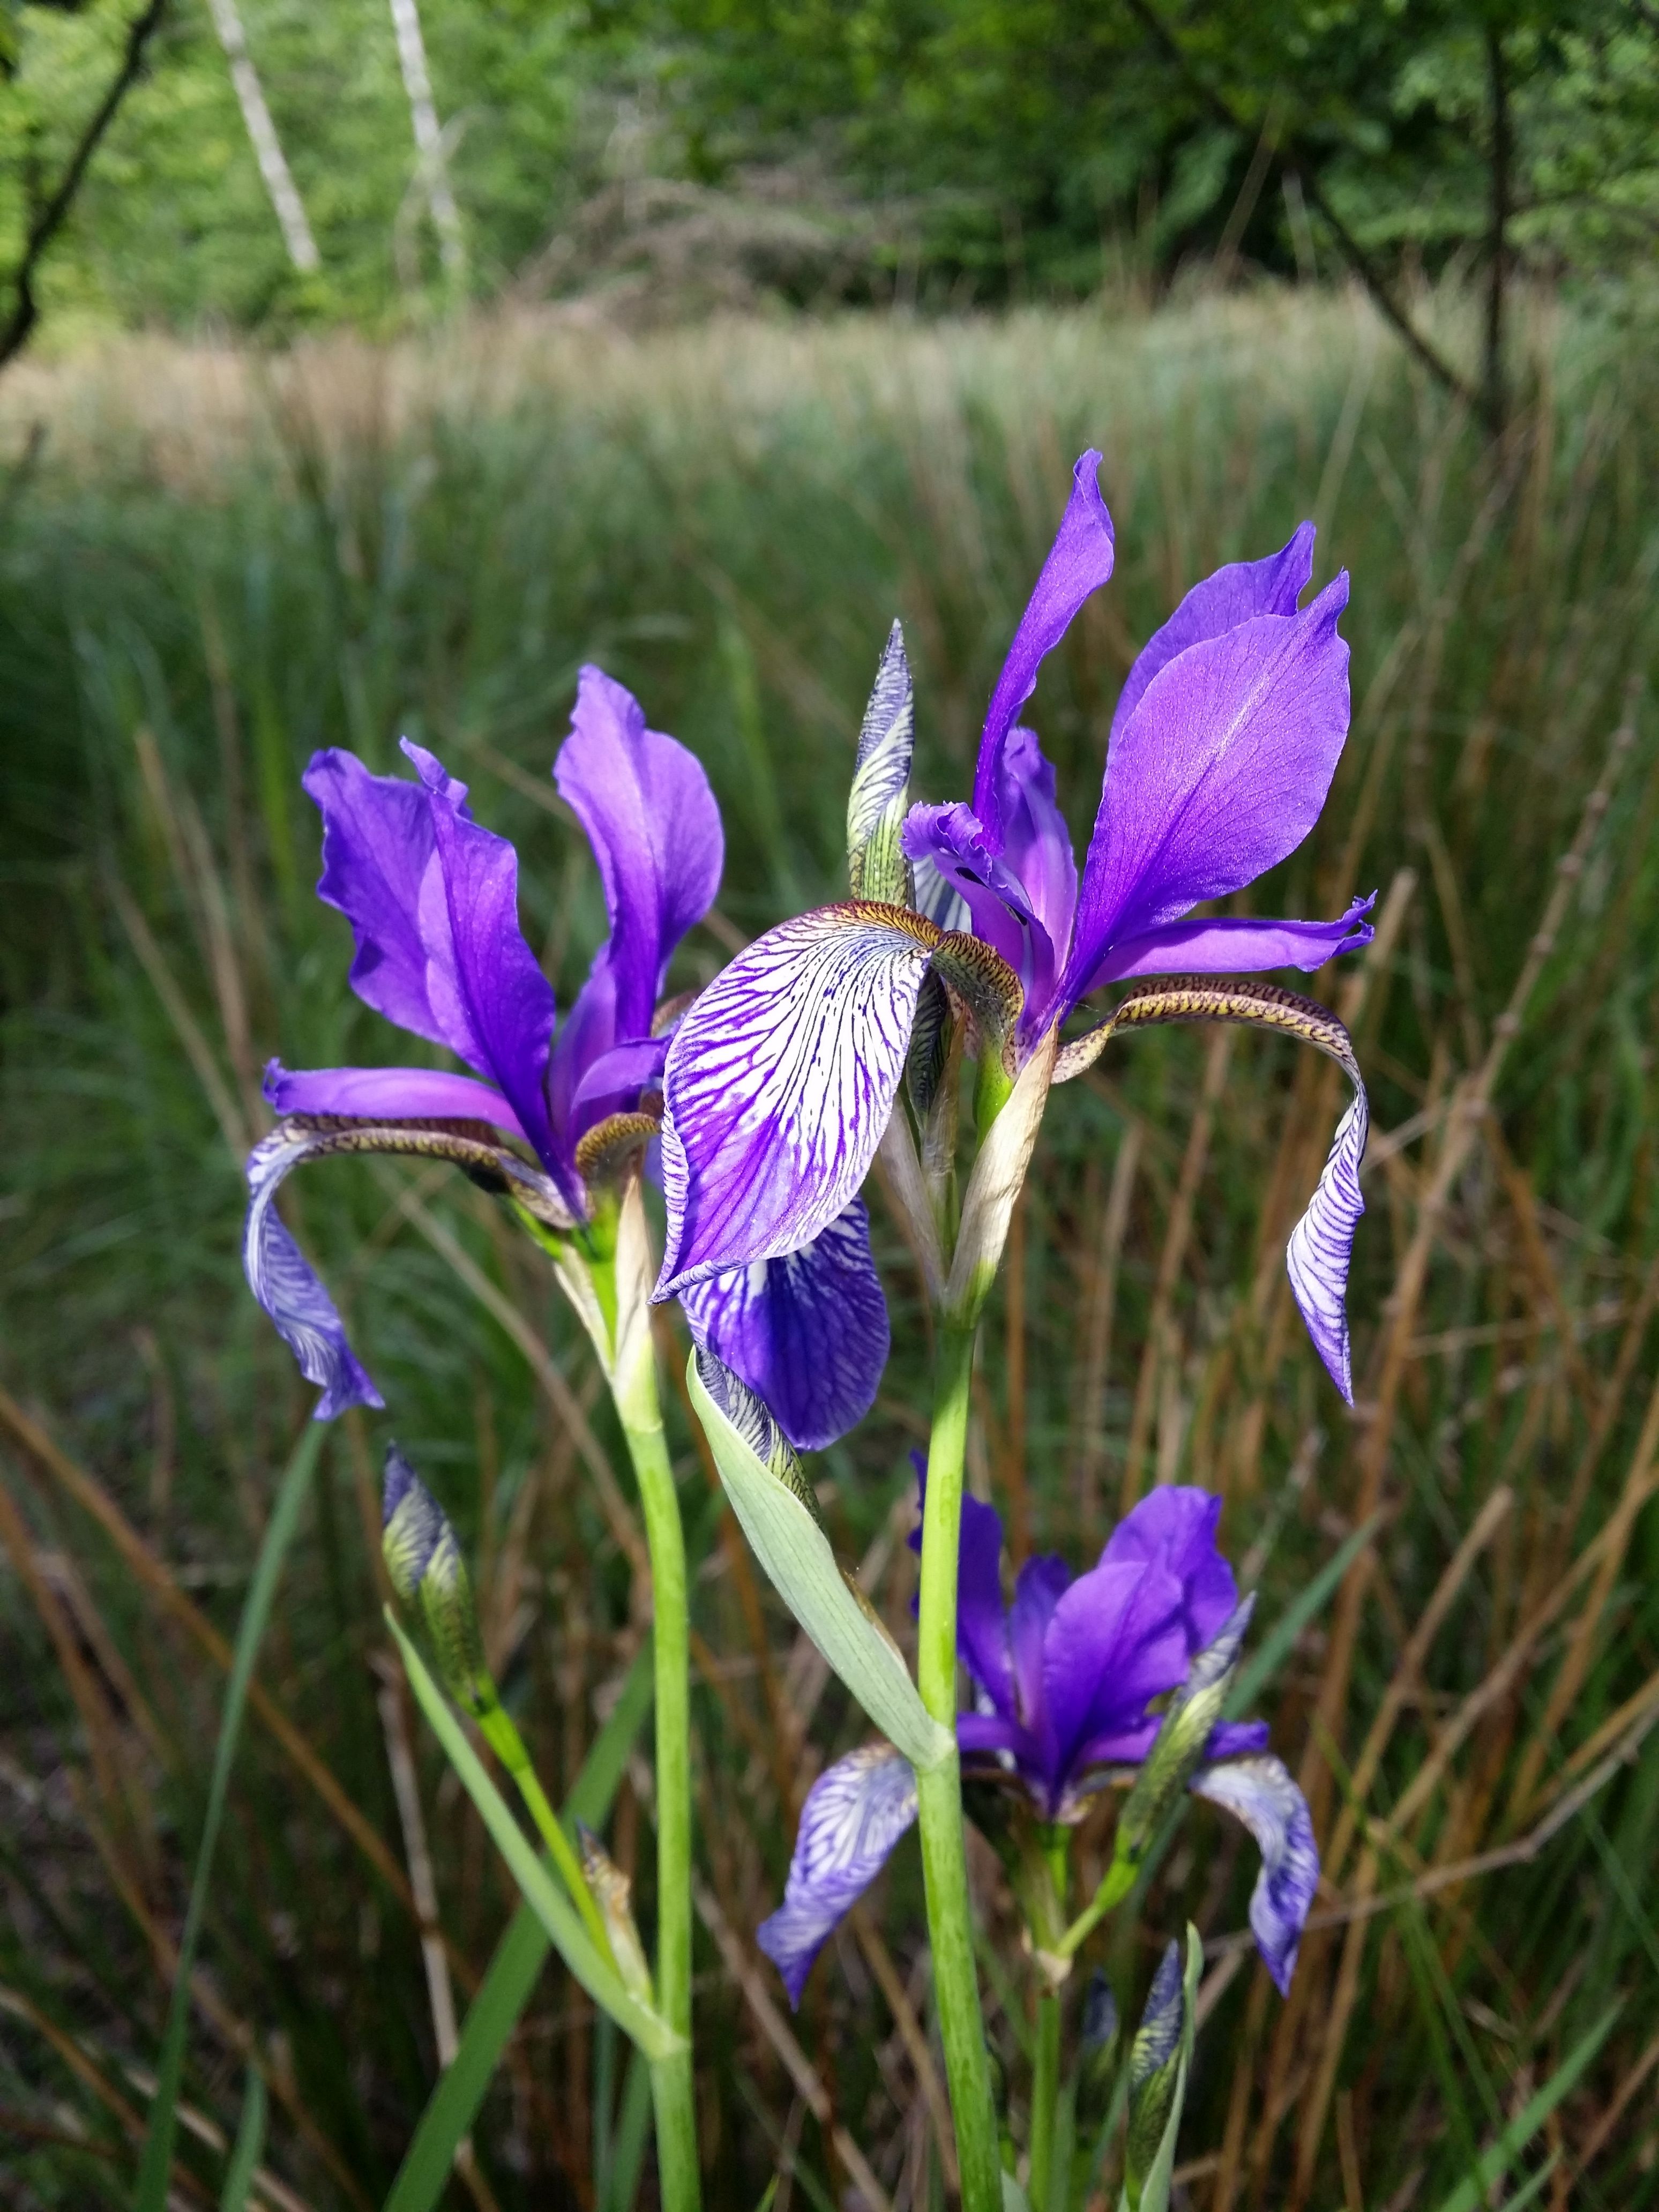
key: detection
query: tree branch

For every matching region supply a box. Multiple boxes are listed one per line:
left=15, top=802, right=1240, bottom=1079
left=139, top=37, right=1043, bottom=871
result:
left=0, top=0, right=169, bottom=371
left=1121, top=0, right=1479, bottom=412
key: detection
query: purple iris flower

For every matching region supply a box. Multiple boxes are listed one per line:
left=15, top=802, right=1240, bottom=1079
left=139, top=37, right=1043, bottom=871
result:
left=757, top=1483, right=1318, bottom=2006
left=243, top=667, right=889, bottom=1449
left=654, top=453, right=1374, bottom=1396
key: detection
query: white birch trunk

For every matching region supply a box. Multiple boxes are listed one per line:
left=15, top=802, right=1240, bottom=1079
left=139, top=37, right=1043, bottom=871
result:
left=204, top=0, right=320, bottom=274
left=387, top=0, right=466, bottom=282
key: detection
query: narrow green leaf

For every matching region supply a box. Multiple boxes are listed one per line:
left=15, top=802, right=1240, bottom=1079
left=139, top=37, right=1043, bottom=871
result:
left=689, top=1352, right=954, bottom=1772
left=134, top=1421, right=325, bottom=2212
left=381, top=1636, right=654, bottom=2212
left=218, top=2069, right=266, bottom=2212
left=389, top=1612, right=681, bottom=2060
left=1428, top=2004, right=1620, bottom=2212
left=1117, top=1926, right=1202, bottom=2212
left=1227, top=1514, right=1381, bottom=1717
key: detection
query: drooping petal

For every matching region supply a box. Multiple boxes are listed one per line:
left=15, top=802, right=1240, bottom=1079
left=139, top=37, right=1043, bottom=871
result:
left=552, top=666, right=723, bottom=1080
left=909, top=1473, right=1014, bottom=1721
left=1102, top=1488, right=1238, bottom=1659
left=902, top=802, right=1054, bottom=1012
left=244, top=1124, right=384, bottom=1421
left=263, top=1059, right=528, bottom=1140
left=974, top=451, right=1115, bottom=850
left=677, top=1200, right=890, bottom=1451
left=303, top=748, right=451, bottom=1050
left=1064, top=576, right=1351, bottom=1008
left=401, top=741, right=576, bottom=1208
left=992, top=726, right=1078, bottom=975
left=1191, top=1754, right=1320, bottom=1994
left=1040, top=1560, right=1188, bottom=1796
left=1110, top=524, right=1316, bottom=744
left=1286, top=1077, right=1369, bottom=1403
left=655, top=903, right=939, bottom=1294
left=1087, top=895, right=1375, bottom=990
left=756, top=1743, right=918, bottom=2007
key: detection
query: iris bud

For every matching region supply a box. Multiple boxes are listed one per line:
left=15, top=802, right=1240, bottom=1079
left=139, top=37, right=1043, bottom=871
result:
left=1124, top=1942, right=1185, bottom=2208
left=382, top=1445, right=495, bottom=1719
left=1112, top=1596, right=1253, bottom=1883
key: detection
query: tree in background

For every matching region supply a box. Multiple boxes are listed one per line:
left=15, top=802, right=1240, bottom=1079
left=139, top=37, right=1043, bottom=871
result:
left=1, top=0, right=1657, bottom=378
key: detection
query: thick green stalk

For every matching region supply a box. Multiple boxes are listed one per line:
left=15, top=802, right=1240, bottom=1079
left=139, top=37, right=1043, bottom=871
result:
left=619, top=1387, right=700, bottom=2212
left=1028, top=1993, right=1062, bottom=2211
left=916, top=1319, right=1003, bottom=2212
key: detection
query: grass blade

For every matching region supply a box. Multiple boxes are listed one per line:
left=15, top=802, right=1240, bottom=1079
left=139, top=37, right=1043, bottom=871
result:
left=133, top=1419, right=325, bottom=2212
left=1227, top=1514, right=1382, bottom=1717
left=382, top=1636, right=654, bottom=2212
left=1429, top=2003, right=1620, bottom=2212
left=218, top=2068, right=267, bottom=2211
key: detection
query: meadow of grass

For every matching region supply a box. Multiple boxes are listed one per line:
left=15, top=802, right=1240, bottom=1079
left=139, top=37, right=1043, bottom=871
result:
left=1, top=282, right=1657, bottom=2211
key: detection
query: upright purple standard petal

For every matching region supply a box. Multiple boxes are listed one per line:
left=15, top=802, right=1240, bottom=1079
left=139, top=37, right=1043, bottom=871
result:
left=992, top=727, right=1078, bottom=970
left=678, top=1200, right=890, bottom=1451
left=1064, top=576, right=1351, bottom=1008
left=908, top=1473, right=1015, bottom=1720
left=1102, top=1488, right=1238, bottom=1658
left=264, top=1060, right=529, bottom=1140
left=1111, top=522, right=1316, bottom=743
left=551, top=668, right=723, bottom=1127
left=757, top=1743, right=918, bottom=2007
left=244, top=1125, right=383, bottom=1421
left=303, top=748, right=452, bottom=1050
left=655, top=905, right=938, bottom=1294
left=1191, top=1755, right=1320, bottom=1994
left=1038, top=1561, right=1189, bottom=1804
left=974, top=451, right=1115, bottom=850
left=401, top=741, right=576, bottom=1207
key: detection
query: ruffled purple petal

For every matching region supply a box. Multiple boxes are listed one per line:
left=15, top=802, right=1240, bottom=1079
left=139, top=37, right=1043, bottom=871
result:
left=1040, top=1561, right=1188, bottom=1797
left=909, top=1475, right=1015, bottom=1721
left=654, top=905, right=936, bottom=1294
left=1087, top=896, right=1376, bottom=990
left=243, top=1124, right=384, bottom=1421
left=902, top=802, right=1053, bottom=1013
left=956, top=1711, right=1027, bottom=1757
left=973, top=451, right=1115, bottom=851
left=1064, top=575, right=1352, bottom=1012
left=1102, top=1488, right=1237, bottom=1659
left=1190, top=1754, right=1320, bottom=1994
left=400, top=741, right=577, bottom=1209
left=303, top=748, right=453, bottom=1052
left=757, top=1743, right=918, bottom=2007
left=1111, top=523, right=1316, bottom=744
left=263, top=1060, right=528, bottom=1140
left=992, top=726, right=1078, bottom=974
left=1287, top=1068, right=1369, bottom=1402
left=677, top=1199, right=890, bottom=1451
left=551, top=666, right=723, bottom=1110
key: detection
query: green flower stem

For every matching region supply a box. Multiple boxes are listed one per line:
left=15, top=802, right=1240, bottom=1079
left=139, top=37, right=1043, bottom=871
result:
left=474, top=1702, right=612, bottom=1961
left=1055, top=1856, right=1137, bottom=1961
left=916, top=1318, right=1003, bottom=2212
left=619, top=1386, right=700, bottom=2212
left=1028, top=1993, right=1062, bottom=2212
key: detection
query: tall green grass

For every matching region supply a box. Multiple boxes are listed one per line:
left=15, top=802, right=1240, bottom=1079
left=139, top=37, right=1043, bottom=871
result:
left=2, top=284, right=1657, bottom=2209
